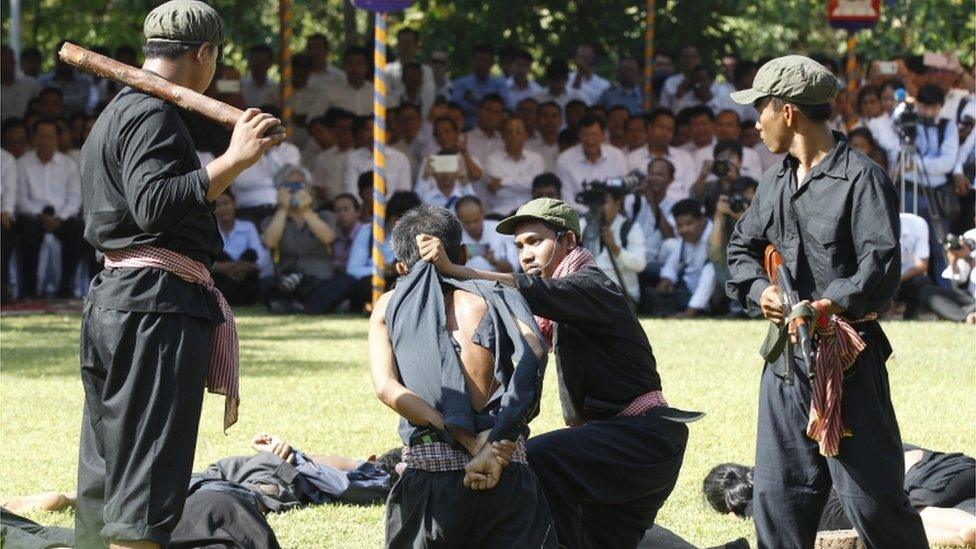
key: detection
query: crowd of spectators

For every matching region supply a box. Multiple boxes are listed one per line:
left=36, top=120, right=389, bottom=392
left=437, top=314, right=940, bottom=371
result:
left=1, top=32, right=973, bottom=321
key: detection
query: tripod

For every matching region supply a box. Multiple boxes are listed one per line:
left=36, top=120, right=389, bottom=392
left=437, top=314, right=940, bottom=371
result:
left=893, top=138, right=949, bottom=267
left=580, top=207, right=638, bottom=311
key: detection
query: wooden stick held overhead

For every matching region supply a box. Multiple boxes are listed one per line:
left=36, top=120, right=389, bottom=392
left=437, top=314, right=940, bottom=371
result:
left=58, top=42, right=284, bottom=134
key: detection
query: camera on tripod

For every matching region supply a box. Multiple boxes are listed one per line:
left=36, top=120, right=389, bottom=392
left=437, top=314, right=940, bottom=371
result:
left=943, top=233, right=975, bottom=252
left=892, top=88, right=938, bottom=144
left=575, top=170, right=644, bottom=209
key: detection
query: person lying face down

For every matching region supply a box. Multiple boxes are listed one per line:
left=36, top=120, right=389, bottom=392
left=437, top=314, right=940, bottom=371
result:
left=368, top=204, right=557, bottom=548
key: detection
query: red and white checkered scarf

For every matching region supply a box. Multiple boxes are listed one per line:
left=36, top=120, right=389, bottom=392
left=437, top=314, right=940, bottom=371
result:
left=103, top=246, right=240, bottom=431
left=535, top=246, right=596, bottom=349
left=806, top=316, right=867, bottom=457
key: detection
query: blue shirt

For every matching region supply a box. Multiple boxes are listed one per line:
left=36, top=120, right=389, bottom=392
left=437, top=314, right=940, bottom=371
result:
left=347, top=222, right=394, bottom=279
left=219, top=219, right=273, bottom=276
left=450, top=74, right=511, bottom=130
left=598, top=85, right=643, bottom=114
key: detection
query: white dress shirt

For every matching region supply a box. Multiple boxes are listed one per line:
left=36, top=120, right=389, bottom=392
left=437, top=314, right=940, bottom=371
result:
left=484, top=148, right=545, bottom=216
left=942, top=228, right=976, bottom=295
left=307, top=65, right=346, bottom=91
left=415, top=153, right=481, bottom=200
left=579, top=214, right=646, bottom=300
left=387, top=60, right=436, bottom=117
left=670, top=81, right=738, bottom=115
left=660, top=220, right=715, bottom=310
left=343, top=146, right=413, bottom=196
left=1, top=149, right=17, bottom=215
left=464, top=127, right=504, bottom=167
left=556, top=144, right=628, bottom=210
left=462, top=219, right=520, bottom=272
left=419, top=181, right=476, bottom=208
left=325, top=80, right=374, bottom=116
left=899, top=213, right=930, bottom=278
left=312, top=146, right=352, bottom=202
left=1, top=77, right=38, bottom=121
left=624, top=194, right=677, bottom=264
left=241, top=76, right=280, bottom=108
left=534, top=87, right=590, bottom=110
left=231, top=142, right=301, bottom=208
left=626, top=145, right=697, bottom=201
left=525, top=136, right=560, bottom=172
left=691, top=141, right=764, bottom=182
left=16, top=151, right=81, bottom=217
left=903, top=117, right=959, bottom=185
left=506, top=78, right=544, bottom=110
left=567, top=71, right=611, bottom=105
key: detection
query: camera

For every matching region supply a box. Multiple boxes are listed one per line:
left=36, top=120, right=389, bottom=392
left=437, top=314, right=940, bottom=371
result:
left=712, top=159, right=732, bottom=178
left=575, top=170, right=644, bottom=208
left=729, top=193, right=751, bottom=214
left=943, top=233, right=975, bottom=252
left=892, top=88, right=918, bottom=144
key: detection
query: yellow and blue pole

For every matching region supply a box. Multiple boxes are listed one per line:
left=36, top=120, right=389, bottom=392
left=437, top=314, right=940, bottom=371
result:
left=279, top=0, right=293, bottom=130
left=643, top=0, right=655, bottom=110
left=371, top=12, right=388, bottom=304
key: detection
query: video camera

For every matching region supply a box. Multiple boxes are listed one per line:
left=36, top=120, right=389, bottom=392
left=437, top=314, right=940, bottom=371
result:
left=943, top=233, right=976, bottom=252
left=729, top=194, right=751, bottom=214
left=575, top=170, right=644, bottom=209
left=892, top=88, right=918, bottom=144
left=712, top=159, right=732, bottom=178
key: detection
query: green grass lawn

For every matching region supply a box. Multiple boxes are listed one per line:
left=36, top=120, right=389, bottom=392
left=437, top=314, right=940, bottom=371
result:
left=1, top=311, right=973, bottom=548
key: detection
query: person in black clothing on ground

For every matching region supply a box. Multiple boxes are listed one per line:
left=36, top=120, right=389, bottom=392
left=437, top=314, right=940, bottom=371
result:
left=416, top=197, right=703, bottom=549
left=726, top=55, right=928, bottom=548
left=77, top=1, right=285, bottom=547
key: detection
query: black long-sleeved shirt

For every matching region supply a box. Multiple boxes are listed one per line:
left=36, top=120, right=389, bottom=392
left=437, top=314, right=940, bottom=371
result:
left=514, top=264, right=662, bottom=425
left=726, top=133, right=900, bottom=375
left=80, top=88, right=223, bottom=321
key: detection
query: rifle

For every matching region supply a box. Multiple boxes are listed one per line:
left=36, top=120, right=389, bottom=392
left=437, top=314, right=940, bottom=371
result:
left=763, top=244, right=816, bottom=382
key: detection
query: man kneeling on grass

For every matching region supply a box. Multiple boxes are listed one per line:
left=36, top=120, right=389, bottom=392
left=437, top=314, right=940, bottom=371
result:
left=369, top=204, right=556, bottom=548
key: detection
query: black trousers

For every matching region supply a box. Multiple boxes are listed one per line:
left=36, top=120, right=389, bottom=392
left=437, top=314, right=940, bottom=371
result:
left=527, top=412, right=689, bottom=549
left=15, top=214, right=86, bottom=298
left=896, top=273, right=933, bottom=319
left=919, top=284, right=976, bottom=322
left=385, top=464, right=557, bottom=549
left=76, top=304, right=212, bottom=547
left=213, top=250, right=260, bottom=306
left=752, top=324, right=927, bottom=549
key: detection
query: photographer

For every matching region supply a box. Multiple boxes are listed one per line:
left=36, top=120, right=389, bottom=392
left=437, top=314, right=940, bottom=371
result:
left=630, top=157, right=677, bottom=288
left=896, top=212, right=933, bottom=320
left=919, top=227, right=976, bottom=323
left=951, top=98, right=975, bottom=235
left=895, top=84, right=960, bottom=286
left=691, top=138, right=745, bottom=217
left=653, top=198, right=714, bottom=318
left=416, top=198, right=695, bottom=548
left=708, top=177, right=757, bottom=317
left=260, top=164, right=353, bottom=314
left=579, top=183, right=646, bottom=303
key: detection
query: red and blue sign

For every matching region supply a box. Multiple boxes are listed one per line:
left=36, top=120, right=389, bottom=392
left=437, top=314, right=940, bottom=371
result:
left=828, top=0, right=881, bottom=30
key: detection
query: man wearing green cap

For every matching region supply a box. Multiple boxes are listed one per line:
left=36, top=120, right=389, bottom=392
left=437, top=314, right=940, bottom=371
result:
left=77, top=1, right=286, bottom=548
left=417, top=197, right=697, bottom=548
left=726, top=55, right=927, bottom=548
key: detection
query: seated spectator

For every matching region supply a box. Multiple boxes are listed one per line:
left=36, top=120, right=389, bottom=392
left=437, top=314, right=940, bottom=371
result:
left=306, top=34, right=346, bottom=91
left=670, top=65, right=735, bottom=115
left=15, top=117, right=85, bottom=299
left=1, top=46, right=38, bottom=122
left=515, top=97, right=539, bottom=136
left=605, top=105, right=630, bottom=151
left=485, top=115, right=545, bottom=217
left=1, top=146, right=15, bottom=302
left=630, top=158, right=678, bottom=289
left=507, top=49, right=543, bottom=110
left=36, top=87, right=64, bottom=119
left=707, top=177, right=758, bottom=317
left=1, top=117, right=30, bottom=158
left=659, top=45, right=702, bottom=110
left=357, top=171, right=374, bottom=224
left=416, top=116, right=481, bottom=207
left=387, top=27, right=435, bottom=116
left=568, top=44, right=610, bottom=105
left=330, top=193, right=364, bottom=276
left=728, top=59, right=759, bottom=123
left=213, top=191, right=271, bottom=306
left=260, top=164, right=351, bottom=314
left=597, top=57, right=643, bottom=114
left=535, top=58, right=588, bottom=110
left=895, top=212, right=932, bottom=319
left=454, top=196, right=518, bottom=273
left=531, top=172, right=562, bottom=200
left=391, top=102, right=427, bottom=179
left=563, top=99, right=588, bottom=131
left=652, top=199, right=714, bottom=318
left=347, top=190, right=422, bottom=300
left=672, top=108, right=694, bottom=149
left=464, top=93, right=505, bottom=167
left=343, top=115, right=412, bottom=196
left=624, top=114, right=647, bottom=153
left=326, top=46, right=374, bottom=116
left=288, top=53, right=329, bottom=150
left=18, top=47, right=42, bottom=79
left=557, top=127, right=579, bottom=152
left=848, top=127, right=891, bottom=171
left=37, top=42, right=92, bottom=116
left=555, top=114, right=628, bottom=210
left=242, top=45, right=280, bottom=108
left=579, top=189, right=647, bottom=304
left=710, top=109, right=764, bottom=178
left=855, top=84, right=899, bottom=167
left=627, top=108, right=697, bottom=201
left=55, top=118, right=80, bottom=165
left=919, top=224, right=976, bottom=323
left=678, top=105, right=715, bottom=157
left=526, top=101, right=562, bottom=171
left=231, top=113, right=302, bottom=227
left=451, top=44, right=510, bottom=130
left=310, top=108, right=356, bottom=204
left=691, top=138, right=748, bottom=217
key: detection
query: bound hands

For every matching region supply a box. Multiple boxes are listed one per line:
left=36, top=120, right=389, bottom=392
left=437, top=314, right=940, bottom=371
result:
left=460, top=430, right=518, bottom=490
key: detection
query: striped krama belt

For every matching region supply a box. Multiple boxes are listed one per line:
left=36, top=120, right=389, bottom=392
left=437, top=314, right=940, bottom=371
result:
left=395, top=435, right=528, bottom=476
left=102, top=245, right=240, bottom=431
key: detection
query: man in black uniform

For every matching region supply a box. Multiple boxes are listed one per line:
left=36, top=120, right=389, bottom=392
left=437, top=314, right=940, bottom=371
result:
left=77, top=1, right=285, bottom=547
left=726, top=55, right=928, bottom=548
left=417, top=198, right=698, bottom=549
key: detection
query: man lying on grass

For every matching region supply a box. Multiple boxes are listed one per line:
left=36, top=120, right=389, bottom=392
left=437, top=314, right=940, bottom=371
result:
left=369, top=204, right=556, bottom=548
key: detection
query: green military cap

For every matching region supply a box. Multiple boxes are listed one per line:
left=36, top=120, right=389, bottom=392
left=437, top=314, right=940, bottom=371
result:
left=144, top=0, right=225, bottom=45
left=730, top=54, right=838, bottom=106
left=495, top=198, right=581, bottom=239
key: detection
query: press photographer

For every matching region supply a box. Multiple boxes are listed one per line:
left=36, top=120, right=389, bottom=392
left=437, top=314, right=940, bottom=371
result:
left=576, top=171, right=646, bottom=304
left=919, top=228, right=976, bottom=323
left=708, top=177, right=758, bottom=317
left=691, top=138, right=745, bottom=217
